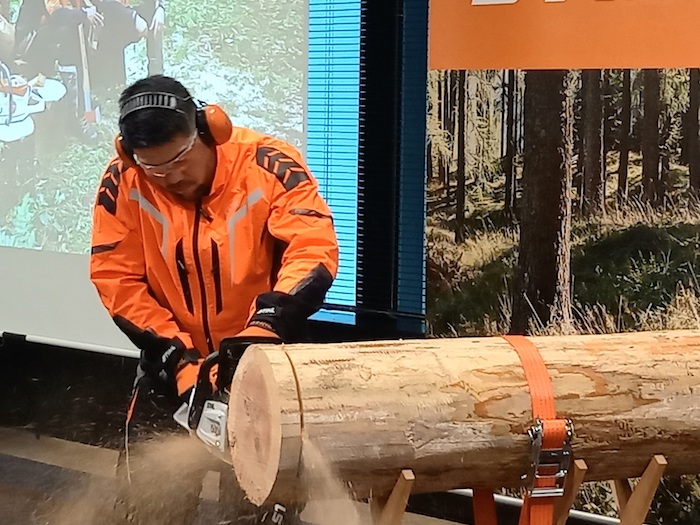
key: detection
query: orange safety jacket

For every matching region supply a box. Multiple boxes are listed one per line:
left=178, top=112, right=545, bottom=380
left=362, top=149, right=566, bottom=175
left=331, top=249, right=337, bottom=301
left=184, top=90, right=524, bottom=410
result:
left=90, top=126, right=339, bottom=365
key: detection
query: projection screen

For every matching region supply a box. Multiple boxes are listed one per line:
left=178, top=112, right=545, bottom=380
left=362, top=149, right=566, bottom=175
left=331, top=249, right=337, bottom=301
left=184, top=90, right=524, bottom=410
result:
left=0, top=0, right=359, bottom=354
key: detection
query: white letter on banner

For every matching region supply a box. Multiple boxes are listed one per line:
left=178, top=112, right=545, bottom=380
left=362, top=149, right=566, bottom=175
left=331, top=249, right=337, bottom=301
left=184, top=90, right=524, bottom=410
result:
left=471, top=0, right=517, bottom=4
left=472, top=0, right=566, bottom=4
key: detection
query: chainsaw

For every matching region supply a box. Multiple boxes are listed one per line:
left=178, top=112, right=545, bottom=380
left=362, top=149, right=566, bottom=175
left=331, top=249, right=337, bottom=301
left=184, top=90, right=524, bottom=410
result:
left=125, top=336, right=304, bottom=524
left=172, top=335, right=280, bottom=463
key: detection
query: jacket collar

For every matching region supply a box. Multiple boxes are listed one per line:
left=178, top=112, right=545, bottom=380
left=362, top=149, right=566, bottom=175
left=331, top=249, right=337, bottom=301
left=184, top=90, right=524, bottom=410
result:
left=202, top=140, right=242, bottom=204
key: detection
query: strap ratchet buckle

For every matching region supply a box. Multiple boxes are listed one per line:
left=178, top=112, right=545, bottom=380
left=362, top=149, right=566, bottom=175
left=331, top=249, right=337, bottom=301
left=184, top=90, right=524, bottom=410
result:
left=525, top=418, right=575, bottom=498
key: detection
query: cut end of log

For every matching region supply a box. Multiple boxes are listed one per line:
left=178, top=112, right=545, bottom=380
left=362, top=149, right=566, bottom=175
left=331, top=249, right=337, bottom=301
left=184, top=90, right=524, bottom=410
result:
left=228, top=346, right=285, bottom=506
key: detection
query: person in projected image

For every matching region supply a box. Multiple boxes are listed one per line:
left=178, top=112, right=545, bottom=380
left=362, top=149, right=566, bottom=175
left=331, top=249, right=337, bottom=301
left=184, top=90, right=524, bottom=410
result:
left=89, top=0, right=165, bottom=89
left=13, top=0, right=165, bottom=104
left=125, top=0, right=165, bottom=75
left=11, top=0, right=105, bottom=139
left=89, top=74, right=338, bottom=524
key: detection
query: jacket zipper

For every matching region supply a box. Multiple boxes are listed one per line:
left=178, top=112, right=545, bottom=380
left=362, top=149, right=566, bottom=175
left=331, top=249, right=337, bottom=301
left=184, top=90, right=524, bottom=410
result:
left=175, top=240, right=194, bottom=314
left=193, top=205, right=215, bottom=355
left=211, top=239, right=223, bottom=314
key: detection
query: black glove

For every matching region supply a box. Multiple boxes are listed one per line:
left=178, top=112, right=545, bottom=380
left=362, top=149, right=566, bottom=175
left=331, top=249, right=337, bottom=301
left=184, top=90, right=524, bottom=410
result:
left=139, top=331, right=198, bottom=386
left=248, top=291, right=313, bottom=342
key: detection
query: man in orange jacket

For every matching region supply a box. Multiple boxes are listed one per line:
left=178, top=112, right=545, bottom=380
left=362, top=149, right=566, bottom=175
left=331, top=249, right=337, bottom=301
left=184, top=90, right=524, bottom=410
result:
left=90, top=74, right=338, bottom=523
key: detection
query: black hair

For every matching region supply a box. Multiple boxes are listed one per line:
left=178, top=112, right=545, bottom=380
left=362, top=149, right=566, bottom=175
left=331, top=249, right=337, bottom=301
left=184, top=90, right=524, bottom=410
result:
left=118, top=75, right=197, bottom=149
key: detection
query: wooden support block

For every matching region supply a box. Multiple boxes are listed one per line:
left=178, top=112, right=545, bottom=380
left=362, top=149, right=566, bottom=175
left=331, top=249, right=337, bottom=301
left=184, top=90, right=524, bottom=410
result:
left=371, top=469, right=416, bottom=525
left=611, top=478, right=633, bottom=512
left=619, top=455, right=667, bottom=525
left=554, top=459, right=589, bottom=525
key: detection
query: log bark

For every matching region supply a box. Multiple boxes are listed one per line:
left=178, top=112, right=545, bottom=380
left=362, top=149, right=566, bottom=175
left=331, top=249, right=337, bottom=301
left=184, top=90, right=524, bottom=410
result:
left=227, top=330, right=700, bottom=505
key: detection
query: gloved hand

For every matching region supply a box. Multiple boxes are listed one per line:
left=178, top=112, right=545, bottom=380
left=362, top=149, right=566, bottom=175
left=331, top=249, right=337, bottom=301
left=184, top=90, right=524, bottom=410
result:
left=248, top=291, right=306, bottom=342
left=139, top=334, right=199, bottom=387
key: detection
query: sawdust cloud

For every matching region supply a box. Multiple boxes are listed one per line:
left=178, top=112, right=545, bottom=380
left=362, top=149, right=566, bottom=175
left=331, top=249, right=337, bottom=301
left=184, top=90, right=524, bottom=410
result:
left=299, top=435, right=363, bottom=525
left=32, top=432, right=369, bottom=524
left=33, top=433, right=215, bottom=525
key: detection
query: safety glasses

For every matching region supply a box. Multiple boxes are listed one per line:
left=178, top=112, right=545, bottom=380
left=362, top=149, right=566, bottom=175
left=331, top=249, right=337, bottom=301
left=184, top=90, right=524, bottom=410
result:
left=133, top=133, right=198, bottom=178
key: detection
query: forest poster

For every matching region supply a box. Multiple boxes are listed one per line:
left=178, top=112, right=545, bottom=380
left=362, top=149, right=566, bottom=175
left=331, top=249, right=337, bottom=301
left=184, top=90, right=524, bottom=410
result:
left=427, top=0, right=700, bottom=520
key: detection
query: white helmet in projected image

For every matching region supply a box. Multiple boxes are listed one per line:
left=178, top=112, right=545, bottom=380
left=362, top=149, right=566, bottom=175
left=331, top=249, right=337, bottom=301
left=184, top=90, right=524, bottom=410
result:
left=0, top=61, right=67, bottom=143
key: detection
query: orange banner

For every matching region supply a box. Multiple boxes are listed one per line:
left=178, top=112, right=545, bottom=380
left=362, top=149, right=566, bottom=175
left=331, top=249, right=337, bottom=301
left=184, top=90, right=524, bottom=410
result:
left=429, top=0, right=700, bottom=70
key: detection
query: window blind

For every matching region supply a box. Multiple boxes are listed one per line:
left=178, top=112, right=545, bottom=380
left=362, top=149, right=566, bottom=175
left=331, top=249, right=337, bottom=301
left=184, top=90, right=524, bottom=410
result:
left=397, top=0, right=428, bottom=320
left=307, top=0, right=360, bottom=318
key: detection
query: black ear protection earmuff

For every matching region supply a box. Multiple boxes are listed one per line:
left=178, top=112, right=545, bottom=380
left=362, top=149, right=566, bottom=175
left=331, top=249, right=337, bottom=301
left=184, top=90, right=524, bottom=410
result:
left=114, top=91, right=233, bottom=169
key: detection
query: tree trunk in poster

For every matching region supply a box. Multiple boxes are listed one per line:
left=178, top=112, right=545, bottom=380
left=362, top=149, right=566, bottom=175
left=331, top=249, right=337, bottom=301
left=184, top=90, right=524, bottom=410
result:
left=437, top=71, right=446, bottom=186
left=642, top=69, right=660, bottom=204
left=582, top=69, right=604, bottom=215
left=501, top=71, right=507, bottom=159
left=659, top=92, right=671, bottom=205
left=426, top=140, right=433, bottom=181
left=442, top=71, right=456, bottom=189
left=455, top=70, right=466, bottom=243
left=511, top=70, right=573, bottom=335
left=689, top=68, right=700, bottom=194
left=617, top=69, right=631, bottom=204
left=660, top=153, right=669, bottom=204
left=504, top=69, right=516, bottom=216
left=602, top=70, right=610, bottom=201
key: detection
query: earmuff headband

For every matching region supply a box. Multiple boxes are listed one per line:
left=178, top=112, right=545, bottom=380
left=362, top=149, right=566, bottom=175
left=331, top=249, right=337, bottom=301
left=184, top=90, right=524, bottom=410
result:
left=116, top=91, right=232, bottom=151
left=119, top=92, right=194, bottom=122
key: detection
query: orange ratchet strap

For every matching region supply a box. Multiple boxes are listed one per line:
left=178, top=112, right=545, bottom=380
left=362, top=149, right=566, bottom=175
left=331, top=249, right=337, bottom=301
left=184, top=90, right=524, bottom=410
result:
left=506, top=335, right=573, bottom=525
left=473, top=336, right=574, bottom=525
left=472, top=487, right=499, bottom=525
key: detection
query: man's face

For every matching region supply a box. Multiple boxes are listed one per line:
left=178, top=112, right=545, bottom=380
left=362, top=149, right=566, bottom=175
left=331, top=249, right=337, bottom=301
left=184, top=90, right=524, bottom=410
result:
left=132, top=132, right=212, bottom=201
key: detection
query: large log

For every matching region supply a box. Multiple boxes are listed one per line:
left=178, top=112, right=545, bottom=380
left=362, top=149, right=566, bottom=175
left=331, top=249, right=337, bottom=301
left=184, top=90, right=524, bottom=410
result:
left=226, top=330, right=700, bottom=505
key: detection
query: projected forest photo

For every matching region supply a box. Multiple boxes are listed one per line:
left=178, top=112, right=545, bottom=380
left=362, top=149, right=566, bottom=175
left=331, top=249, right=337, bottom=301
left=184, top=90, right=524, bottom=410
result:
left=0, top=0, right=305, bottom=253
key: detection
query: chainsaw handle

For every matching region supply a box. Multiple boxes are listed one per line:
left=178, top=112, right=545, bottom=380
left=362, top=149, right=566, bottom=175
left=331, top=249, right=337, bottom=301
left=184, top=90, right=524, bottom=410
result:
left=187, top=350, right=220, bottom=429
left=217, top=336, right=281, bottom=392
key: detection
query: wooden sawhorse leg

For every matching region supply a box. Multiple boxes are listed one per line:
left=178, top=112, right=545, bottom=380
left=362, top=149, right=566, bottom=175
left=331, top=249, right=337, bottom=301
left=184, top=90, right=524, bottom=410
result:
left=554, top=459, right=589, bottom=525
left=611, top=455, right=667, bottom=525
left=370, top=469, right=415, bottom=525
